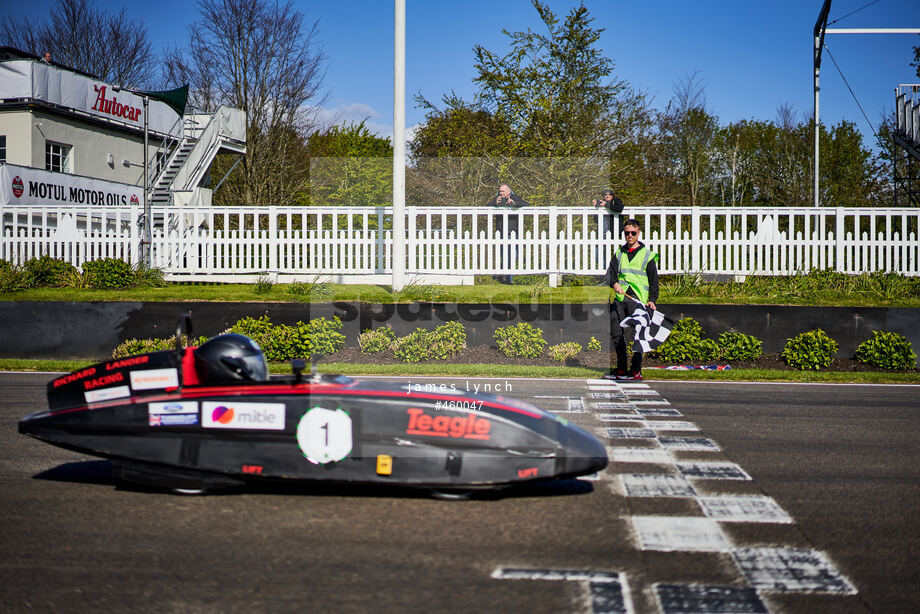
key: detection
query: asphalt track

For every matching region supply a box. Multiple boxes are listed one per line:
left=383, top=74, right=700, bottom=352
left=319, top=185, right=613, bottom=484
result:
left=1, top=373, right=917, bottom=613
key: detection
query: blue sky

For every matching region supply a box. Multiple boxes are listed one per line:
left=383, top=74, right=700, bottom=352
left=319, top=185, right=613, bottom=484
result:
left=9, top=0, right=920, bottom=147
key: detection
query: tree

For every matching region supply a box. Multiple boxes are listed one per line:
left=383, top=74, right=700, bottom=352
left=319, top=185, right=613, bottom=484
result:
left=307, top=121, right=393, bottom=207
left=164, top=0, right=326, bottom=206
left=712, top=120, right=760, bottom=206
left=658, top=73, right=720, bottom=206
left=412, top=1, right=648, bottom=206
left=471, top=1, right=624, bottom=158
left=2, top=0, right=156, bottom=87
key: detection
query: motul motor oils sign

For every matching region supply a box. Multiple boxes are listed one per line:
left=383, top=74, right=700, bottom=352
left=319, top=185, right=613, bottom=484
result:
left=0, top=163, right=143, bottom=207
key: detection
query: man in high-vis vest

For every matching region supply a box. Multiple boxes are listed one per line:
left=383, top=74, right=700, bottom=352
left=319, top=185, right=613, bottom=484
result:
left=603, top=218, right=659, bottom=380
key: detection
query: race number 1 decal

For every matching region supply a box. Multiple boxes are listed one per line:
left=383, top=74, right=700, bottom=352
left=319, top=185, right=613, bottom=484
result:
left=296, top=406, right=353, bottom=464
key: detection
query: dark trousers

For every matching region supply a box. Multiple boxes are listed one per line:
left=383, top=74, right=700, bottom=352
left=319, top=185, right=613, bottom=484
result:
left=596, top=214, right=620, bottom=266
left=495, top=215, right=519, bottom=284
left=610, top=299, right=644, bottom=372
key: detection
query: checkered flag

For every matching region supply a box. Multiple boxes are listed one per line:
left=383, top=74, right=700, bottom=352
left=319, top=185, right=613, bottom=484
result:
left=620, top=301, right=673, bottom=353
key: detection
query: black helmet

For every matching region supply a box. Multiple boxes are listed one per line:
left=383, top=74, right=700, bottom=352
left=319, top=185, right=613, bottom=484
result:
left=194, top=333, right=268, bottom=383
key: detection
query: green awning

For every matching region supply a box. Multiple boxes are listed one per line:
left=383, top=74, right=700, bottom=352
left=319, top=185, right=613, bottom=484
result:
left=142, top=84, right=189, bottom=116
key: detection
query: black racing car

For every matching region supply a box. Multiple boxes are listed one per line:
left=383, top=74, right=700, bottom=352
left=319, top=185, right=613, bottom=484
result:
left=20, top=316, right=607, bottom=497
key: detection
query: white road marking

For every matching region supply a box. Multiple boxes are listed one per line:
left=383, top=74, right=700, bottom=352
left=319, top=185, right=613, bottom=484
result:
left=697, top=496, right=793, bottom=524
left=632, top=516, right=732, bottom=552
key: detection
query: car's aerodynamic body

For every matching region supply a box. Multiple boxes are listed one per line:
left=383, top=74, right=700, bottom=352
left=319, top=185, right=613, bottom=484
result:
left=19, top=318, right=607, bottom=495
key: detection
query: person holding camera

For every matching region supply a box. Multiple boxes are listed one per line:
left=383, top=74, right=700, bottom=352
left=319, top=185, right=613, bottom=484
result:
left=487, top=184, right=528, bottom=284
left=592, top=188, right=624, bottom=240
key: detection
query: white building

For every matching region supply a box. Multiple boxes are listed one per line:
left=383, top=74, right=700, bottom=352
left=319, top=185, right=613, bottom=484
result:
left=0, top=47, right=245, bottom=212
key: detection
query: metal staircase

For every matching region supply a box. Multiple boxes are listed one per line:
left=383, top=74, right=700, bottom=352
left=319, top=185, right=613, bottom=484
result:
left=894, top=85, right=920, bottom=206
left=149, top=138, right=197, bottom=206
left=146, top=106, right=247, bottom=207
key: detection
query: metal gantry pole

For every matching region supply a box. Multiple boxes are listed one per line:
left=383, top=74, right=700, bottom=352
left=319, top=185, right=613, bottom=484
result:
left=143, top=95, right=151, bottom=266
left=391, top=0, right=406, bottom=291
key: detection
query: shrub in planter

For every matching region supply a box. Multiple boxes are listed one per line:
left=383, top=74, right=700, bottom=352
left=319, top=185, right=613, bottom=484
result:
left=587, top=336, right=602, bottom=352
left=231, top=315, right=345, bottom=362
left=653, top=317, right=718, bottom=362
left=391, top=322, right=467, bottom=363
left=428, top=321, right=467, bottom=359
left=855, top=331, right=917, bottom=370
left=24, top=255, right=76, bottom=287
left=781, top=329, right=838, bottom=370
left=493, top=322, right=547, bottom=359
left=82, top=258, right=134, bottom=289
left=718, top=331, right=763, bottom=361
left=391, top=329, right=434, bottom=363
left=112, top=334, right=210, bottom=359
left=358, top=325, right=396, bottom=354
left=547, top=342, right=582, bottom=363
left=301, top=316, right=346, bottom=357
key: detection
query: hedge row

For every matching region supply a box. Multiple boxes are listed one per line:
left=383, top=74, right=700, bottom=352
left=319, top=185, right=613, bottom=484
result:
left=1, top=256, right=163, bottom=291
left=112, top=315, right=916, bottom=370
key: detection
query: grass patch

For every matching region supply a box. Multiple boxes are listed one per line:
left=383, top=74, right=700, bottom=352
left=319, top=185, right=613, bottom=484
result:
left=2, top=269, right=919, bottom=307
left=3, top=359, right=917, bottom=384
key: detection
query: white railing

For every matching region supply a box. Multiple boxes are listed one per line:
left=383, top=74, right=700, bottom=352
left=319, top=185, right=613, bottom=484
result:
left=2, top=205, right=918, bottom=283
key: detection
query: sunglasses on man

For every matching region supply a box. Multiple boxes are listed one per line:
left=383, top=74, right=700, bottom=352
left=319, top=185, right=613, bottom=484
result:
left=623, top=230, right=638, bottom=236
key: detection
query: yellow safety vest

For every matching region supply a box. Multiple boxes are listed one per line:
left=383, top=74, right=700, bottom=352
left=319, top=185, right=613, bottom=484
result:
left=615, top=245, right=658, bottom=304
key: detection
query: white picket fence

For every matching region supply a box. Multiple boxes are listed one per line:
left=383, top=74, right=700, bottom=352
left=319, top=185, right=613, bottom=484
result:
left=2, top=204, right=918, bottom=284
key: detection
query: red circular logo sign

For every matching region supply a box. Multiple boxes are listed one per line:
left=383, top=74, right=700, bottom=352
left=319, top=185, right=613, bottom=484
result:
left=130, top=194, right=139, bottom=205
left=11, top=176, right=23, bottom=198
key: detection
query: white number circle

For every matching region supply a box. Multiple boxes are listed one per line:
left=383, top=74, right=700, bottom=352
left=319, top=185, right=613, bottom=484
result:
left=296, top=406, right=353, bottom=464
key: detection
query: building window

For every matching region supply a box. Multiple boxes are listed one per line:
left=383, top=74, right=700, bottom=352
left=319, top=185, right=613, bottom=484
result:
left=45, top=141, right=72, bottom=173
left=0, top=135, right=6, bottom=164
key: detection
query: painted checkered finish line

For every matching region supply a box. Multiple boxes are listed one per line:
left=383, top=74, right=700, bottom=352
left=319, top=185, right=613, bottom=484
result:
left=495, top=379, right=858, bottom=614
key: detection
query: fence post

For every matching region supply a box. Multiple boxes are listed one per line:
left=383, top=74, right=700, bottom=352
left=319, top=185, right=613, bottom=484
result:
left=268, top=207, right=277, bottom=273
left=835, top=207, right=845, bottom=273
left=690, top=206, right=700, bottom=273
left=548, top=207, right=558, bottom=287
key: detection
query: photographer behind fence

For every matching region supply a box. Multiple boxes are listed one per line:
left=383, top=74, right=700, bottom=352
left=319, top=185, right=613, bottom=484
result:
left=592, top=188, right=624, bottom=263
left=487, top=183, right=529, bottom=284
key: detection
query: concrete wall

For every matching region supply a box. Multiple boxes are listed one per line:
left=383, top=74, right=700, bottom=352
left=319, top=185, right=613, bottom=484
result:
left=1, top=301, right=918, bottom=364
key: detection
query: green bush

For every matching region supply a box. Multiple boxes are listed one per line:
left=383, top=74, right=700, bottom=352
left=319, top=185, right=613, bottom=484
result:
left=358, top=325, right=396, bottom=354
left=133, top=263, right=166, bottom=287
left=855, top=331, right=917, bottom=370
left=24, top=255, right=76, bottom=287
left=82, top=258, right=134, bottom=289
left=253, top=273, right=274, bottom=295
left=391, top=322, right=467, bottom=363
left=0, top=264, right=28, bottom=292
left=653, top=317, right=719, bottom=362
left=286, top=280, right=334, bottom=302
left=112, top=334, right=210, bottom=359
left=493, top=322, right=547, bottom=358
left=587, top=336, right=602, bottom=352
left=718, top=331, right=763, bottom=361
left=231, top=315, right=345, bottom=362
left=231, top=315, right=275, bottom=343
left=428, top=321, right=467, bottom=359
left=391, top=329, right=433, bottom=363
left=781, top=329, right=838, bottom=370
left=547, top=341, right=582, bottom=363
left=302, top=316, right=347, bottom=356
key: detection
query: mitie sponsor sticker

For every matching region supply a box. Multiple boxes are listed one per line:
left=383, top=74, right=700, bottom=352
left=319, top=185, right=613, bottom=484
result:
left=202, top=402, right=285, bottom=430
